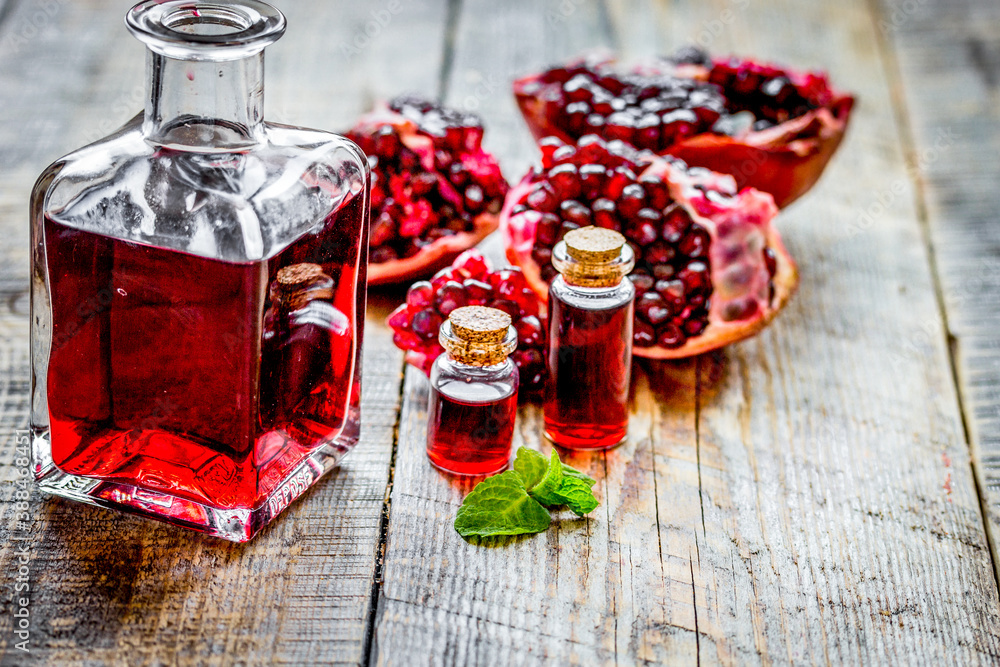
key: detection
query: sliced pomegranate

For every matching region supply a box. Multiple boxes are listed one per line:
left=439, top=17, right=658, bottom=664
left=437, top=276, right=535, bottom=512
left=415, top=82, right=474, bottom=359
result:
left=501, top=135, right=798, bottom=359
left=346, top=96, right=509, bottom=285
left=387, top=249, right=547, bottom=395
left=512, top=48, right=854, bottom=207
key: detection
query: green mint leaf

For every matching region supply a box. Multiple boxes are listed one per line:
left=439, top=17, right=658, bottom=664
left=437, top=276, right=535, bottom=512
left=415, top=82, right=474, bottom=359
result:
left=550, top=476, right=600, bottom=516
left=527, top=451, right=564, bottom=504
left=512, top=447, right=549, bottom=490
left=454, top=471, right=551, bottom=538
left=561, top=463, right=597, bottom=488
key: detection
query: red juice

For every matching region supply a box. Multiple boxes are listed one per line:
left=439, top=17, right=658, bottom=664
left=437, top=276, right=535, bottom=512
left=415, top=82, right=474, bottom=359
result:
left=544, top=293, right=633, bottom=450
left=42, top=191, right=365, bottom=511
left=426, top=382, right=517, bottom=476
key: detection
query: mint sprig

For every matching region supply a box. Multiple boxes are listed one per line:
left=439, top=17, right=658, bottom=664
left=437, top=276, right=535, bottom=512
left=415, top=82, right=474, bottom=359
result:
left=454, top=447, right=600, bottom=539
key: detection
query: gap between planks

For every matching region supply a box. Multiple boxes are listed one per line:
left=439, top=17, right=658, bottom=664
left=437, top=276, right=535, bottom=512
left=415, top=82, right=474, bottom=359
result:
left=865, top=0, right=1000, bottom=596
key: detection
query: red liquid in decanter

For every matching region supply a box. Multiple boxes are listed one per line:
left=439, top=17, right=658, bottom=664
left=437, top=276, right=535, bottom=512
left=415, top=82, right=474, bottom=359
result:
left=43, top=191, right=365, bottom=511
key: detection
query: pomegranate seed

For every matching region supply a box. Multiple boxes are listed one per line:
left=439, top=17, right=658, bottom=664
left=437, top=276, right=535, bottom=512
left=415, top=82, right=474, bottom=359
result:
left=592, top=198, right=618, bottom=230
left=764, top=246, right=777, bottom=276
left=637, top=292, right=672, bottom=325
left=516, top=315, right=544, bottom=347
left=579, top=163, right=607, bottom=199
left=463, top=278, right=492, bottom=305
left=576, top=134, right=608, bottom=164
left=393, top=329, right=422, bottom=351
left=532, top=247, right=553, bottom=266
left=535, top=213, right=562, bottom=246
left=640, top=177, right=670, bottom=210
left=560, top=200, right=592, bottom=226
left=656, top=279, right=686, bottom=308
left=412, top=309, right=444, bottom=340
left=652, top=264, right=676, bottom=280
left=539, top=136, right=565, bottom=169
left=634, top=320, right=656, bottom=347
left=564, top=102, right=590, bottom=135
left=374, top=126, right=401, bottom=159
left=551, top=144, right=577, bottom=165
left=435, top=280, right=468, bottom=316
left=453, top=249, right=490, bottom=280
left=605, top=167, right=637, bottom=199
left=662, top=206, right=691, bottom=243
left=430, top=267, right=456, bottom=291
left=657, top=323, right=685, bottom=348
left=406, top=281, right=435, bottom=308
left=625, top=220, right=658, bottom=246
left=526, top=182, right=559, bottom=213
left=644, top=240, right=675, bottom=265
left=679, top=228, right=710, bottom=258
left=678, top=261, right=711, bottom=293
left=618, top=183, right=646, bottom=219
left=387, top=305, right=412, bottom=330
left=489, top=298, right=520, bottom=319
left=628, top=273, right=654, bottom=296
left=585, top=113, right=606, bottom=132
left=549, top=163, right=582, bottom=199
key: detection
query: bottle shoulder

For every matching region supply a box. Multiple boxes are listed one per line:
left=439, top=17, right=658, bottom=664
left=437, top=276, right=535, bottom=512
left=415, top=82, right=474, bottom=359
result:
left=549, top=276, right=635, bottom=311
left=430, top=356, right=519, bottom=403
left=38, top=118, right=369, bottom=262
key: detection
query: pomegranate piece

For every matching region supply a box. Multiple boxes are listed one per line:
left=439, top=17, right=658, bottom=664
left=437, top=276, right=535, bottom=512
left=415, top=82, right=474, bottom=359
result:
left=513, top=48, right=855, bottom=207
left=346, top=96, right=509, bottom=285
left=387, top=250, right=547, bottom=395
left=501, top=135, right=798, bottom=359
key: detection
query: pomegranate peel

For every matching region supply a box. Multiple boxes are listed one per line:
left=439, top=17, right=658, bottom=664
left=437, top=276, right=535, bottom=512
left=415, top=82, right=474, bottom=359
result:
left=346, top=96, right=509, bottom=286
left=500, top=136, right=798, bottom=359
left=512, top=49, right=854, bottom=208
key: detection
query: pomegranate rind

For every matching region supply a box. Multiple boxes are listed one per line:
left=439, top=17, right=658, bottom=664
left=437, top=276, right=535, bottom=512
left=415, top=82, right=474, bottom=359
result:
left=367, top=213, right=498, bottom=285
left=349, top=105, right=505, bottom=286
left=500, top=154, right=798, bottom=359
left=512, top=54, right=855, bottom=208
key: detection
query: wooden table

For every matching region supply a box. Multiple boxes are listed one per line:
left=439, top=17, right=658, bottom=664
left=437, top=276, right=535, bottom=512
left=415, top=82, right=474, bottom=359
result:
left=2, top=0, right=1000, bottom=664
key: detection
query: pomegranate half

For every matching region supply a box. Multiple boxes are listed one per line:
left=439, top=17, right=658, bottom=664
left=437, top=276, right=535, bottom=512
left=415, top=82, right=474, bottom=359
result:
left=346, top=96, right=509, bottom=285
left=500, top=135, right=798, bottom=359
left=512, top=48, right=854, bottom=208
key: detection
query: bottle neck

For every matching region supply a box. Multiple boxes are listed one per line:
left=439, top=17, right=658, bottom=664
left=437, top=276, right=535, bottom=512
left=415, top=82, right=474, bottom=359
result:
left=143, top=49, right=264, bottom=150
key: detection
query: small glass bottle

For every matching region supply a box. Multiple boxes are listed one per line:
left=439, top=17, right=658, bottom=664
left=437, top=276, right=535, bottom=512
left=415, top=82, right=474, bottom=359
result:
left=427, top=306, right=519, bottom=476
left=29, top=1, right=370, bottom=541
left=544, top=226, right=635, bottom=450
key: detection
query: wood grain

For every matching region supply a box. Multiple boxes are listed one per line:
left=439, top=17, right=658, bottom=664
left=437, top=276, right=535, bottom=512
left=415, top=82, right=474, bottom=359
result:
left=874, top=0, right=1000, bottom=581
left=0, top=0, right=445, bottom=664
left=371, top=0, right=1000, bottom=664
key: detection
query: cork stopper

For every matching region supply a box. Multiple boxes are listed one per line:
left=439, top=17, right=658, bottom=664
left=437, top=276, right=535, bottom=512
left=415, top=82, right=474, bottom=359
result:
left=277, top=263, right=327, bottom=289
left=272, top=263, right=334, bottom=310
left=440, top=306, right=517, bottom=366
left=564, top=227, right=626, bottom=264
left=552, top=226, right=635, bottom=288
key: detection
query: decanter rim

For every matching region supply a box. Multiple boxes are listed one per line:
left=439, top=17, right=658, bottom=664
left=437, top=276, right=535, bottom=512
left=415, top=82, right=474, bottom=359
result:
left=126, top=0, right=286, bottom=62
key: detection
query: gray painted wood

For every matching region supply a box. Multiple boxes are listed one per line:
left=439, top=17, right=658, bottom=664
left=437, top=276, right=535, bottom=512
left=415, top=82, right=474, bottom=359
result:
left=0, top=0, right=445, bottom=664
left=370, top=0, right=1000, bottom=664
left=876, top=0, right=1000, bottom=581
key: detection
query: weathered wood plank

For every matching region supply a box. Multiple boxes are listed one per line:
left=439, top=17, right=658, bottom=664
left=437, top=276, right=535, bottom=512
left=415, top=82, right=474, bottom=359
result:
left=875, top=0, right=1000, bottom=581
left=0, top=0, right=445, bottom=664
left=372, top=0, right=1000, bottom=664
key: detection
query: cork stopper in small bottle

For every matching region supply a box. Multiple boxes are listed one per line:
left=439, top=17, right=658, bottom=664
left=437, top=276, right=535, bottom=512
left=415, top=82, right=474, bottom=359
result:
left=440, top=306, right=517, bottom=366
left=272, top=263, right=334, bottom=310
left=553, top=226, right=635, bottom=287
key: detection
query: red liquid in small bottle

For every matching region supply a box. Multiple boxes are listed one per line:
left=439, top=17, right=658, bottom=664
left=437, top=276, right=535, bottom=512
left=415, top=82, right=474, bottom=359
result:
left=426, top=383, right=517, bottom=476
left=42, top=191, right=365, bottom=510
left=544, top=292, right=633, bottom=450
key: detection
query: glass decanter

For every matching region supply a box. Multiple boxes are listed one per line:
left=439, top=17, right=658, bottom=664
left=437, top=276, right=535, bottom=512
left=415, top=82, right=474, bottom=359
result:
left=29, top=0, right=370, bottom=541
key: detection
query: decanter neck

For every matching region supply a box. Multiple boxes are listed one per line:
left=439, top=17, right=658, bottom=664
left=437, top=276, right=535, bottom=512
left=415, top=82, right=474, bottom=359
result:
left=143, top=49, right=265, bottom=150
